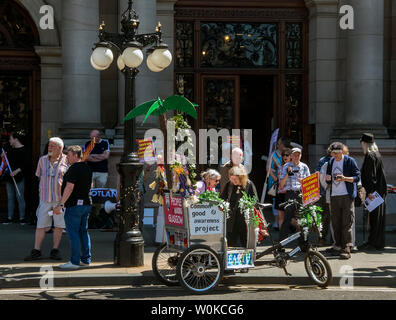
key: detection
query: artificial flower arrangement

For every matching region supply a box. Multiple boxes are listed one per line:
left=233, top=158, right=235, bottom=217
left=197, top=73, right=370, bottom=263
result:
left=238, top=191, right=261, bottom=227
left=197, top=190, right=230, bottom=218
left=298, top=204, right=323, bottom=236
left=169, top=161, right=194, bottom=198
left=238, top=191, right=269, bottom=241
left=149, top=155, right=167, bottom=206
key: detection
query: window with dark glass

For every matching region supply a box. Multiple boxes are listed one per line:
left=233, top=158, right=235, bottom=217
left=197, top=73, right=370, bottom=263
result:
left=204, top=78, right=234, bottom=130
left=200, top=22, right=278, bottom=68
left=286, top=23, right=303, bottom=69
left=175, top=22, right=194, bottom=68
left=0, top=1, right=36, bottom=49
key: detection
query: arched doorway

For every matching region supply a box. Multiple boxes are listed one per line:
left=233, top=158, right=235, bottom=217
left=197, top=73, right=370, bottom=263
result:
left=0, top=0, right=41, bottom=222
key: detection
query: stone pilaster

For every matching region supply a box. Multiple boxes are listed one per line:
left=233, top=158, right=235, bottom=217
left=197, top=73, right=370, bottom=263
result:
left=60, top=0, right=102, bottom=141
left=332, top=0, right=388, bottom=139
left=34, top=46, right=63, bottom=152
left=305, top=0, right=340, bottom=164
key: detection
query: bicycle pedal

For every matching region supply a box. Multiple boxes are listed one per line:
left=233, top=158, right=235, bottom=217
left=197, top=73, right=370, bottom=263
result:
left=283, top=267, right=292, bottom=277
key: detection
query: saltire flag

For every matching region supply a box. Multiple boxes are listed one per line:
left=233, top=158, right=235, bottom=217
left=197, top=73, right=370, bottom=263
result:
left=82, top=139, right=95, bottom=162
left=137, top=138, right=155, bottom=163
left=0, top=152, right=8, bottom=177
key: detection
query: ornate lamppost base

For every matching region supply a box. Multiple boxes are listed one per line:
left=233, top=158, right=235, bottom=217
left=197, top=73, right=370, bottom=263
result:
left=114, top=152, right=144, bottom=267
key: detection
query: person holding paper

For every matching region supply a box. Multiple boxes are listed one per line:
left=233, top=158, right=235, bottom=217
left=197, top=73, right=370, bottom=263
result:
left=359, top=133, right=387, bottom=251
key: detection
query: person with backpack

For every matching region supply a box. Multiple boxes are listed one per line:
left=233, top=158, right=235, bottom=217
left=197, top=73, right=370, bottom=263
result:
left=325, top=142, right=360, bottom=260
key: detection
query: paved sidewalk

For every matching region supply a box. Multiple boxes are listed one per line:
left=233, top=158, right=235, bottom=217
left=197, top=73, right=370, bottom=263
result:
left=1, top=224, right=396, bottom=289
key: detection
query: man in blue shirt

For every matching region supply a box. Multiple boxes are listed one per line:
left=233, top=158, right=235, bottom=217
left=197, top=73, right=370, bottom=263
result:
left=84, top=130, right=110, bottom=229
left=85, top=130, right=110, bottom=188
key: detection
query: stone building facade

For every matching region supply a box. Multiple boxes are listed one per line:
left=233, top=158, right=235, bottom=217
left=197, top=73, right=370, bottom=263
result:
left=1, top=0, right=396, bottom=198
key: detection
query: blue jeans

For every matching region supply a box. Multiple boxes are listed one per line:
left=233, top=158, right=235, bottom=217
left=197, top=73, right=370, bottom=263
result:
left=64, top=205, right=92, bottom=265
left=6, top=180, right=26, bottom=220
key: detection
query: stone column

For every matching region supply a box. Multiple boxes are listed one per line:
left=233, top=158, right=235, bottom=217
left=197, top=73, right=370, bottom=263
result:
left=61, top=0, right=102, bottom=140
left=305, top=0, right=340, bottom=164
left=34, top=46, right=63, bottom=152
left=335, top=0, right=388, bottom=138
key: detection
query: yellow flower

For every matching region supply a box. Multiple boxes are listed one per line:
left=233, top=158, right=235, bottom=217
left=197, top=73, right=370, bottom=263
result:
left=149, top=181, right=157, bottom=190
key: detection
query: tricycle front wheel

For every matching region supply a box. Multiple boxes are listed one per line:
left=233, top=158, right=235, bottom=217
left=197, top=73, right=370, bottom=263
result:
left=152, top=243, right=180, bottom=286
left=304, top=250, right=332, bottom=288
left=176, top=244, right=223, bottom=294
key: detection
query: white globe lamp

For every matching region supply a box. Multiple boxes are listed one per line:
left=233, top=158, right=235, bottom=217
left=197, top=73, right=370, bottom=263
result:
left=122, top=42, right=143, bottom=68
left=117, top=55, right=126, bottom=71
left=91, top=45, right=113, bottom=68
left=151, top=44, right=172, bottom=69
left=146, top=49, right=164, bottom=72
left=90, top=55, right=109, bottom=71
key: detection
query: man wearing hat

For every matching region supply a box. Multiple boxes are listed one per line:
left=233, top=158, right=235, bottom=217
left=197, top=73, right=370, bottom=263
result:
left=279, top=147, right=310, bottom=240
left=359, top=133, right=387, bottom=251
left=325, top=142, right=360, bottom=259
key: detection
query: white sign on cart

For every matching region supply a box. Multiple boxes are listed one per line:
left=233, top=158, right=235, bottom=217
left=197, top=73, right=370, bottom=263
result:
left=188, top=203, right=223, bottom=236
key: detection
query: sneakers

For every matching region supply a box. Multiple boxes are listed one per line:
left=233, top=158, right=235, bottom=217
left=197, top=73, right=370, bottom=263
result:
left=339, top=248, right=351, bottom=260
left=24, top=249, right=42, bottom=261
left=59, top=262, right=80, bottom=270
left=50, top=248, right=62, bottom=260
left=80, top=261, right=90, bottom=267
left=2, top=219, right=12, bottom=225
left=339, top=251, right=351, bottom=260
left=19, top=219, right=27, bottom=225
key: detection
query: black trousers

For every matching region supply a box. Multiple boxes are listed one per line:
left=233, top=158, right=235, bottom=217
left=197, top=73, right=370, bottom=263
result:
left=279, top=190, right=300, bottom=241
left=368, top=199, right=386, bottom=249
left=227, top=212, right=247, bottom=247
left=318, top=196, right=331, bottom=242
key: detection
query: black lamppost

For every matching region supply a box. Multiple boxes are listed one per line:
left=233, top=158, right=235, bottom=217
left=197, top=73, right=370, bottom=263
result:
left=90, top=0, right=172, bottom=267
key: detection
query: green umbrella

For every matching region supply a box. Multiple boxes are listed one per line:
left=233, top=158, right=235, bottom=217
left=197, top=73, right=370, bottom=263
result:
left=122, top=95, right=198, bottom=124
left=122, top=94, right=198, bottom=191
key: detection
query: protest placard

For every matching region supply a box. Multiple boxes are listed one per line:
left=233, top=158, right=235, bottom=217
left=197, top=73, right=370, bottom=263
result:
left=302, top=172, right=320, bottom=207
left=164, top=193, right=185, bottom=228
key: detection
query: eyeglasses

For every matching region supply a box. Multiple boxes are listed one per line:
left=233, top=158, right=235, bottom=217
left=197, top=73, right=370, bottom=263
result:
left=282, top=154, right=290, bottom=157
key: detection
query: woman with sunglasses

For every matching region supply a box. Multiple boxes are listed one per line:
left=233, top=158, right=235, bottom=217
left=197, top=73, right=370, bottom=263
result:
left=195, top=169, right=221, bottom=195
left=274, top=148, right=292, bottom=231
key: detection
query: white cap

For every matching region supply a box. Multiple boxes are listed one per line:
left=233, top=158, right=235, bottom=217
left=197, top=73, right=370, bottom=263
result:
left=291, top=147, right=302, bottom=154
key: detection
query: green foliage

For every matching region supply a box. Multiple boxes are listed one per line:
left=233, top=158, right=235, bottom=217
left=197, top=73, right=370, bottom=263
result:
left=239, top=191, right=260, bottom=228
left=298, top=204, right=323, bottom=233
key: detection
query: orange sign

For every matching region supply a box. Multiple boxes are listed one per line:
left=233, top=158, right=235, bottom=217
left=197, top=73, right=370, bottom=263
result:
left=302, top=172, right=320, bottom=207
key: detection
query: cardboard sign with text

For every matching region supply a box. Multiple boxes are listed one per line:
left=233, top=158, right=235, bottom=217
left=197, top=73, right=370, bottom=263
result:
left=302, top=172, right=320, bottom=207
left=164, top=193, right=185, bottom=228
left=188, top=203, right=223, bottom=236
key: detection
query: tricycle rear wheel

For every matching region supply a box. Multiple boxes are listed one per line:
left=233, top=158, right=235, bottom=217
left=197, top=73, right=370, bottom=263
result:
left=176, top=244, right=223, bottom=294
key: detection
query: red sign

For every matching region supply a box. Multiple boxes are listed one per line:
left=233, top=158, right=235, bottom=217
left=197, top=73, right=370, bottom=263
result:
left=164, top=193, right=185, bottom=227
left=302, top=172, right=320, bottom=207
